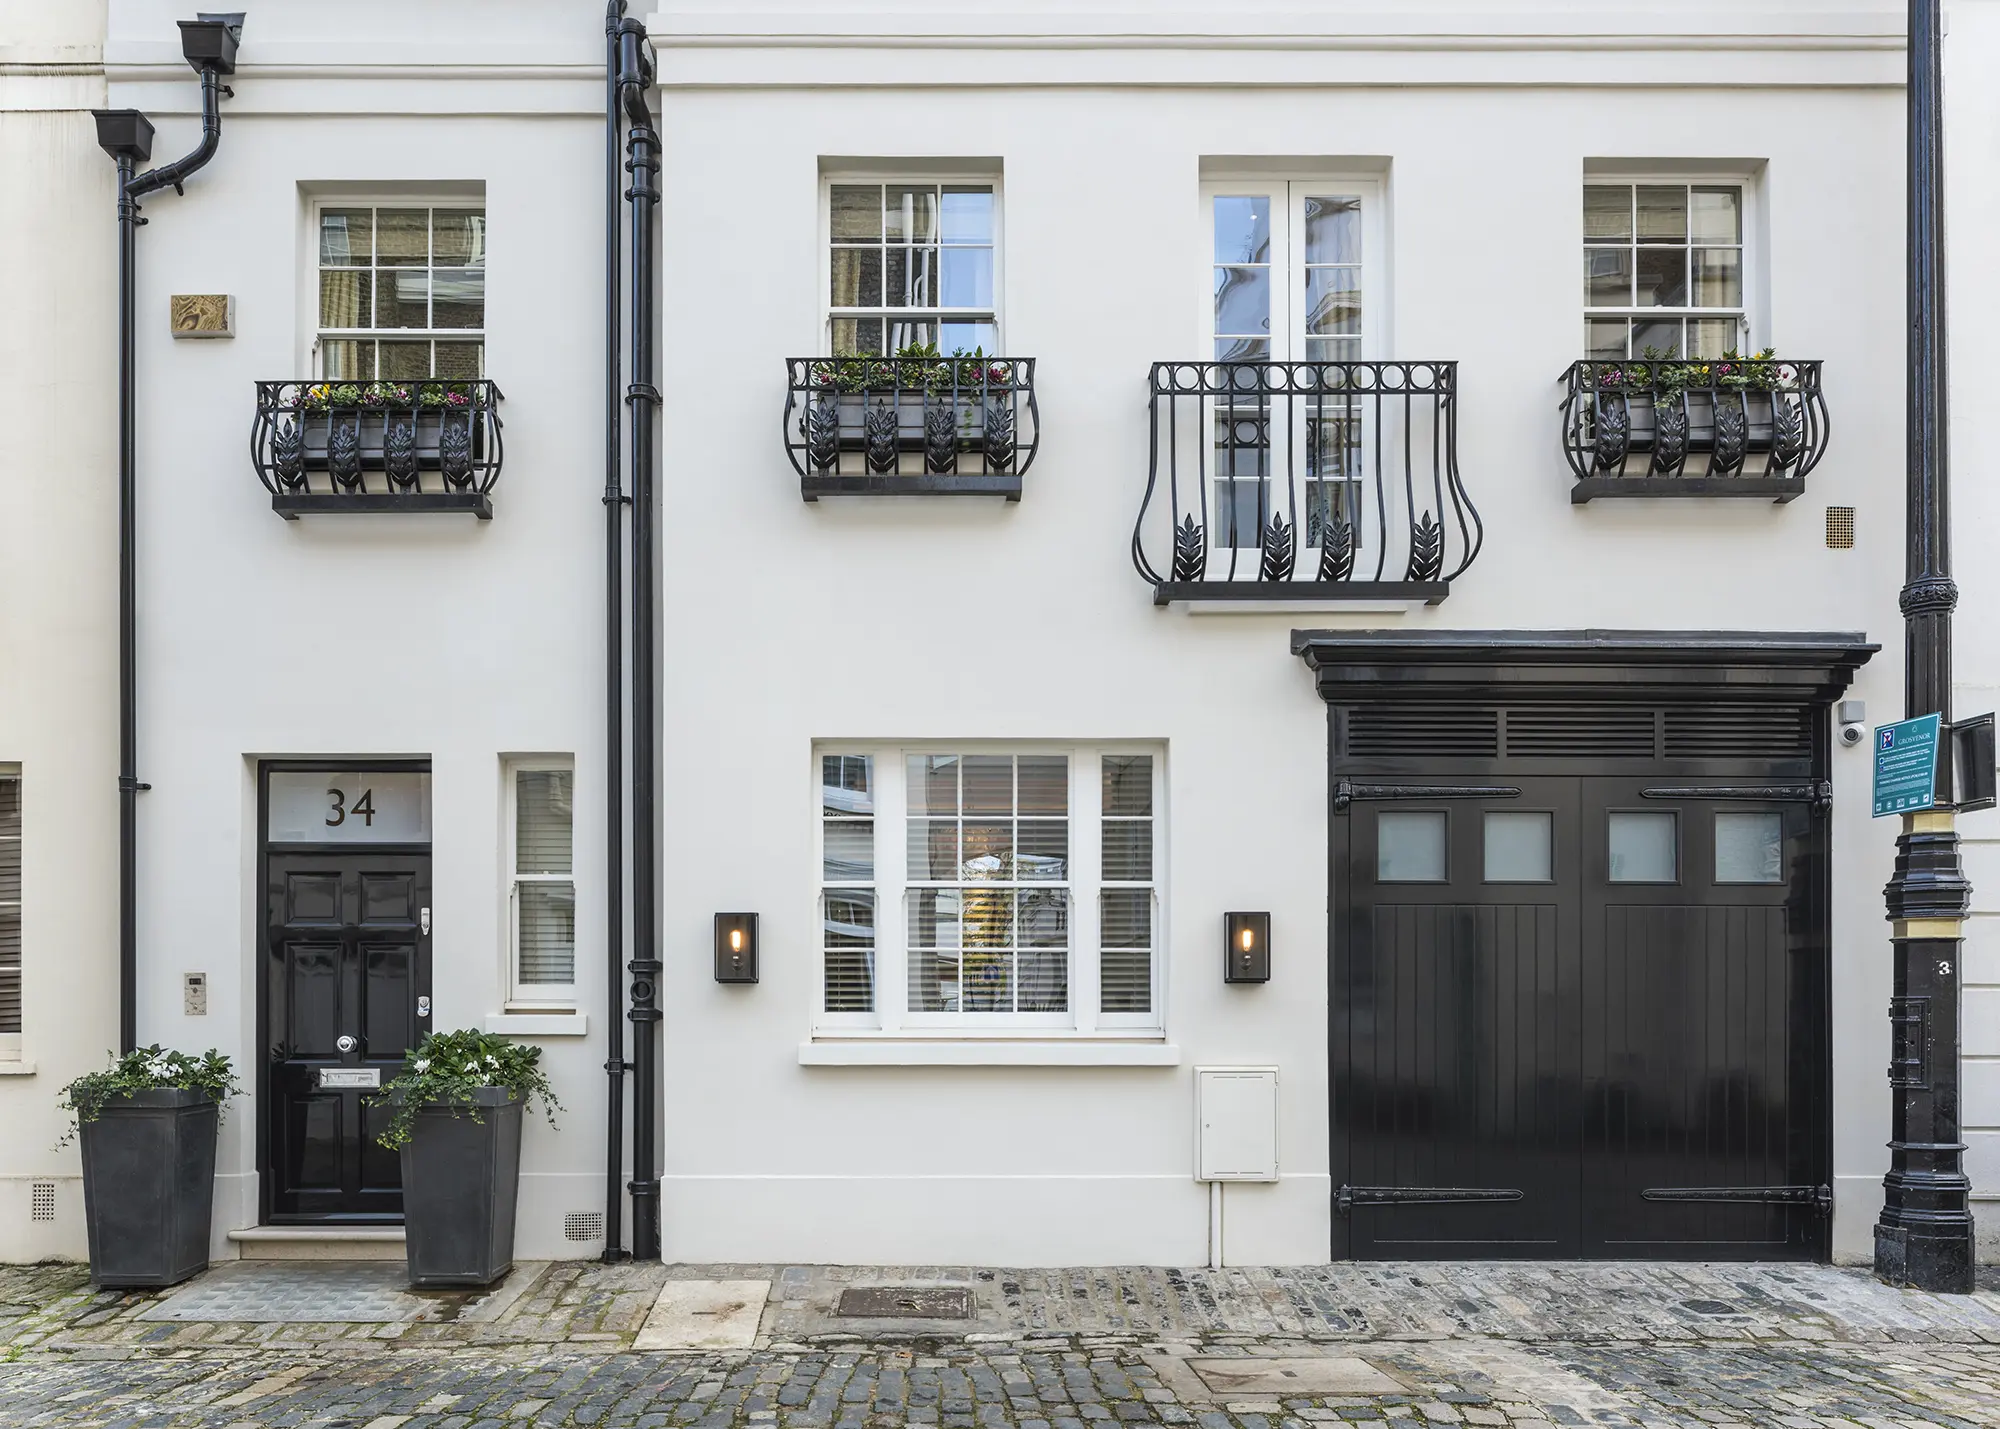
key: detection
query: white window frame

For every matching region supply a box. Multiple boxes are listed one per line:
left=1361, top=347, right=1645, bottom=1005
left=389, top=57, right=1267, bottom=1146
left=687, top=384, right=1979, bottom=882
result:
left=0, top=763, right=18, bottom=1060
left=1199, top=176, right=1387, bottom=558
left=503, top=756, right=577, bottom=1009
left=811, top=743, right=1166, bottom=1041
left=820, top=170, right=1004, bottom=356
left=308, top=196, right=488, bottom=381
left=1581, top=172, right=1759, bottom=359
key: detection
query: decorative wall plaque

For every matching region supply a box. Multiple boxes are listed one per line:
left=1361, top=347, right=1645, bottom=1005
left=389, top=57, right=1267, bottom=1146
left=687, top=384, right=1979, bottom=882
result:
left=170, top=293, right=234, bottom=338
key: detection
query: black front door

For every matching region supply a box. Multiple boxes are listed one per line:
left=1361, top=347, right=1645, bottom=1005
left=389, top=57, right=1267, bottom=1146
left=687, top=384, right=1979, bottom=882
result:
left=263, top=849, right=431, bottom=1221
left=1336, top=778, right=1827, bottom=1260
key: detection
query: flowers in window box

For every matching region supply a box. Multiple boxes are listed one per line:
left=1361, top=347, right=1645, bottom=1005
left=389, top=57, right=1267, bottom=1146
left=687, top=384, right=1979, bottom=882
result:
left=1586, top=347, right=1795, bottom=395
left=293, top=380, right=485, bottom=414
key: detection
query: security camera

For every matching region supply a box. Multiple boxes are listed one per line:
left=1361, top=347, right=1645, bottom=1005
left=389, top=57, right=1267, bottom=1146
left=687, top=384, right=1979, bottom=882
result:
left=1838, top=698, right=1866, bottom=748
left=1840, top=723, right=1866, bottom=748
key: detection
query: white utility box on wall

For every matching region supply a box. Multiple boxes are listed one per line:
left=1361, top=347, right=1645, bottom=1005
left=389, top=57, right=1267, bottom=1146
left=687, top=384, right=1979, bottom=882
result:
left=1194, top=1066, right=1279, bottom=1181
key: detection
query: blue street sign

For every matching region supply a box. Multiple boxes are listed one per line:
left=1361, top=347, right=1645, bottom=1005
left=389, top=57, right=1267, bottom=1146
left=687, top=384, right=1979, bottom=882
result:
left=1873, top=713, right=1943, bottom=817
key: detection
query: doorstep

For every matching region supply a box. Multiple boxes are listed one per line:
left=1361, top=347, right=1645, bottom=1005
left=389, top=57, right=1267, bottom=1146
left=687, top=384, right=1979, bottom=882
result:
left=227, top=1226, right=407, bottom=1261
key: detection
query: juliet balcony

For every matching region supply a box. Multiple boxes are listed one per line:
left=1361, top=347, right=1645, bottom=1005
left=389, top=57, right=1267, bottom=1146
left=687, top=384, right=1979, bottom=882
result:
left=1133, top=360, right=1481, bottom=610
left=1560, top=358, right=1827, bottom=503
left=253, top=380, right=506, bottom=519
left=782, top=355, right=1039, bottom=500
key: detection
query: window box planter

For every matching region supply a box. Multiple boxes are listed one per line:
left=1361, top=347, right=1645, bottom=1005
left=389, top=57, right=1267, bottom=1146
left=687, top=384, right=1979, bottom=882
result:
left=783, top=357, right=1039, bottom=500
left=252, top=380, right=506, bottom=519
left=1560, top=359, right=1827, bottom=502
left=77, top=1088, right=219, bottom=1289
left=398, top=1087, right=523, bottom=1289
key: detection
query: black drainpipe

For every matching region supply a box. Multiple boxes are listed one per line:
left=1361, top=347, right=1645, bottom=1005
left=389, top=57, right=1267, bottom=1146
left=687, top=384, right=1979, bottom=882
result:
left=91, top=14, right=240, bottom=1055
left=616, top=16, right=662, bottom=1262
left=599, top=0, right=631, bottom=1266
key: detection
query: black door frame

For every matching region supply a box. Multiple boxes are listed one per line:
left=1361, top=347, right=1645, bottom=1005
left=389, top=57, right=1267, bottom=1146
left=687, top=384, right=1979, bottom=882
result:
left=1295, top=630, right=1878, bottom=1263
left=255, top=758, right=433, bottom=1226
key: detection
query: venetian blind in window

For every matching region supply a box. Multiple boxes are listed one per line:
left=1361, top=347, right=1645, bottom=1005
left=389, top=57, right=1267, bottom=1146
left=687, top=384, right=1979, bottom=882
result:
left=513, top=767, right=575, bottom=988
left=822, top=755, right=876, bottom=1012
left=0, top=773, right=17, bottom=1035
left=1099, top=755, right=1155, bottom=1014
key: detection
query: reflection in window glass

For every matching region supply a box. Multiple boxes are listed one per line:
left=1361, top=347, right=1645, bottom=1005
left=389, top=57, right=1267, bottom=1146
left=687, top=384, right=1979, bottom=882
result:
left=1378, top=811, right=1447, bottom=882
left=1715, top=811, right=1785, bottom=884
left=1608, top=811, right=1677, bottom=883
left=821, top=756, right=875, bottom=1010
left=1484, top=811, right=1553, bottom=883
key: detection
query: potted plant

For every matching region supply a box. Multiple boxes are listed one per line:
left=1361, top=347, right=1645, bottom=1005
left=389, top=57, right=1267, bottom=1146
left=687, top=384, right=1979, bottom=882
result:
left=804, top=343, right=1020, bottom=475
left=1575, top=347, right=1809, bottom=478
left=58, top=1045, right=241, bottom=1289
left=371, top=1028, right=560, bottom=1289
left=261, top=380, right=494, bottom=493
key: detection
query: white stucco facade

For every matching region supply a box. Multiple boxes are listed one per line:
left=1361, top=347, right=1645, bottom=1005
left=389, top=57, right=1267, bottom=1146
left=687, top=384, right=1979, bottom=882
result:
left=0, top=0, right=119, bottom=1262
left=2, top=0, right=1989, bottom=1268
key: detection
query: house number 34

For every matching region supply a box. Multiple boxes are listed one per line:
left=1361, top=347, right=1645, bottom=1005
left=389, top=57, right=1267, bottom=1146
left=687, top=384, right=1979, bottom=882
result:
left=326, top=787, right=376, bottom=827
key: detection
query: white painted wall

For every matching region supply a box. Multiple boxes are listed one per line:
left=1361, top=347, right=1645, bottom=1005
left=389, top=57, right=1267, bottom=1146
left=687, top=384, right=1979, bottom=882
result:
left=0, top=0, right=119, bottom=1262
left=65, top=0, right=1974, bottom=1267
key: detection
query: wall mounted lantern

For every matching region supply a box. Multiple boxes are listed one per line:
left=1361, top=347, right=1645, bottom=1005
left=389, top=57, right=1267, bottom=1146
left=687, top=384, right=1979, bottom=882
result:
left=1224, top=912, right=1270, bottom=983
left=714, top=913, right=758, bottom=984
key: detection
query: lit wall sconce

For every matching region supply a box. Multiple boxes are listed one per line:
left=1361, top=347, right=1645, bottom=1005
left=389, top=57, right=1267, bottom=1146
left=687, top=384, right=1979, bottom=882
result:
left=1224, top=912, right=1270, bottom=983
left=714, top=913, right=758, bottom=984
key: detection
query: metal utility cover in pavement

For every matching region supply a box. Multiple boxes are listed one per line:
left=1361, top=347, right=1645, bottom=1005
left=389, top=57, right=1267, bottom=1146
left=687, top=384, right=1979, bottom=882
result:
left=1188, top=1358, right=1405, bottom=1395
left=835, top=1285, right=974, bottom=1319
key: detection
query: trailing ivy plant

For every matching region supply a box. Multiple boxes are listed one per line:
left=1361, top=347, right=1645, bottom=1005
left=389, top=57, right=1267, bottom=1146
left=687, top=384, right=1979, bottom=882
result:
left=56, top=1045, right=242, bottom=1146
left=368, top=1028, right=562, bottom=1151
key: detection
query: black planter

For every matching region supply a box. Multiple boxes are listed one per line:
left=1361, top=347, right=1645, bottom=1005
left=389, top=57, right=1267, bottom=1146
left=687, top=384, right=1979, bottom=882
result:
left=399, top=1087, right=523, bottom=1289
left=78, top=1088, right=218, bottom=1289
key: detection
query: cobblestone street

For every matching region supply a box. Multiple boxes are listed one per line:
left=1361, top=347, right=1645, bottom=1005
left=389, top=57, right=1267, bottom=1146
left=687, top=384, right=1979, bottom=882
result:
left=1, top=1261, right=1998, bottom=1428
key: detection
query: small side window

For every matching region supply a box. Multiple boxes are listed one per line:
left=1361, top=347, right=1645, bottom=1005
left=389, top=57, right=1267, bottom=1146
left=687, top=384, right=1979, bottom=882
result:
left=508, top=761, right=575, bottom=1004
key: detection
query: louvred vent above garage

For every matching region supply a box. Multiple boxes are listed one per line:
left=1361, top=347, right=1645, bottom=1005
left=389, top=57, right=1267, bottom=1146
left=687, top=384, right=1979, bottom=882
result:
left=1344, top=702, right=1814, bottom=762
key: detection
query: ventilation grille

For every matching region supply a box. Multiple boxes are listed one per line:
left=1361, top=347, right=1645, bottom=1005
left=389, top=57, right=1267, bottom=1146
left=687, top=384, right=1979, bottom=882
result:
left=564, top=1211, right=604, bottom=1243
left=1342, top=701, right=1816, bottom=763
left=1347, top=706, right=1499, bottom=759
left=1826, top=506, right=1856, bottom=549
left=31, top=1182, right=55, bottom=1222
left=1504, top=706, right=1657, bottom=758
left=1665, top=706, right=1812, bottom=760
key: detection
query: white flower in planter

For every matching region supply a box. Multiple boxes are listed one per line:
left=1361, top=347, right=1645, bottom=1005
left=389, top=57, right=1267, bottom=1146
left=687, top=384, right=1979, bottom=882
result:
left=413, top=1058, right=430, bottom=1073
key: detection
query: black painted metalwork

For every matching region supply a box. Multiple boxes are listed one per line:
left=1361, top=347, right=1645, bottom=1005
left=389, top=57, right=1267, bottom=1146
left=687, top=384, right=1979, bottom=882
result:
left=1303, top=632, right=1874, bottom=1263
left=599, top=0, right=630, bottom=1267
left=616, top=16, right=663, bottom=1264
left=783, top=357, right=1040, bottom=499
left=1334, top=781, right=1522, bottom=811
left=92, top=14, right=238, bottom=1053
left=1336, top=1187, right=1525, bottom=1216
left=1876, top=0, right=1975, bottom=1295
left=1136, top=361, right=1479, bottom=606
left=1642, top=1186, right=1833, bottom=1214
left=1561, top=359, right=1827, bottom=502
left=252, top=382, right=504, bottom=518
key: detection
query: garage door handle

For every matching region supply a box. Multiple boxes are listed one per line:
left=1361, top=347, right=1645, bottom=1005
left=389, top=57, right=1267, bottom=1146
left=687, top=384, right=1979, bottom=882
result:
left=1336, top=1184, right=1524, bottom=1216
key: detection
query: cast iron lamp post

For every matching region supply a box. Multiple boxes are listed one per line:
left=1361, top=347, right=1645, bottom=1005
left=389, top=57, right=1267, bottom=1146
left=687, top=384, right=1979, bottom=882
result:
left=1873, top=0, right=1975, bottom=1293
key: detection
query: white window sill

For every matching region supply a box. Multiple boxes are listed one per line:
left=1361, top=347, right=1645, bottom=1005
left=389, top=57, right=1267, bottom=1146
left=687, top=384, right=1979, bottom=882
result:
left=485, top=1012, right=588, bottom=1037
left=798, top=1039, right=1180, bottom=1068
left=0, top=1061, right=34, bottom=1077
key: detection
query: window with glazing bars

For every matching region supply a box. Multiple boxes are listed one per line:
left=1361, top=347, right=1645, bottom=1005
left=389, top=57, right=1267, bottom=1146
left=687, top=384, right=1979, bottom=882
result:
left=816, top=749, right=1161, bottom=1032
left=1584, top=183, right=1746, bottom=359
left=827, top=181, right=997, bottom=356
left=509, top=763, right=575, bottom=1002
left=317, top=205, right=486, bottom=380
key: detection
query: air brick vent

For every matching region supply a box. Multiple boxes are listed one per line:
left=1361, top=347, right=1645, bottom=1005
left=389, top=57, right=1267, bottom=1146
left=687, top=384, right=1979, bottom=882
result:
left=1346, top=706, right=1499, bottom=759
left=31, top=1182, right=56, bottom=1222
left=564, top=1211, right=604, bottom=1243
left=1504, top=706, right=1657, bottom=758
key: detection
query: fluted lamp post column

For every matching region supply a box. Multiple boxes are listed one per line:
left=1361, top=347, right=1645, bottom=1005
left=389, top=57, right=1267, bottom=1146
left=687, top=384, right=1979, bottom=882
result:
left=1873, top=0, right=1975, bottom=1294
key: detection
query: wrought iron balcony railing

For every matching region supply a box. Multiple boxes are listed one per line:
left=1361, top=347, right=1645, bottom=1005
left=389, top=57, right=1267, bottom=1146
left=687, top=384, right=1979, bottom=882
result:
left=1134, top=361, right=1481, bottom=607
left=1560, top=359, right=1827, bottom=503
left=253, top=380, right=505, bottom=519
left=783, top=356, right=1039, bottom=499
